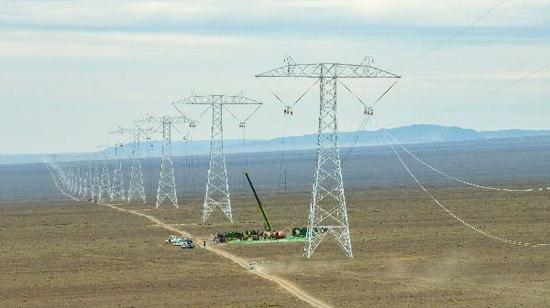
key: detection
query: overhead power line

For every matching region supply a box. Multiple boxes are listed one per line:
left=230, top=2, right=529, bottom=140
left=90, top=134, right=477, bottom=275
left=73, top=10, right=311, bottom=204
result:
left=379, top=62, right=550, bottom=128
left=383, top=130, right=550, bottom=249
left=393, top=0, right=509, bottom=69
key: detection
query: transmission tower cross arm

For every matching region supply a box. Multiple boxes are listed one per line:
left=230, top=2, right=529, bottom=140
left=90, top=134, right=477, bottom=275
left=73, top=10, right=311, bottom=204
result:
left=135, top=126, right=156, bottom=136
left=135, top=114, right=158, bottom=124
left=173, top=94, right=262, bottom=106
left=255, top=63, right=401, bottom=79
left=136, top=114, right=194, bottom=124
left=170, top=114, right=196, bottom=125
left=135, top=114, right=196, bottom=138
left=109, top=126, right=136, bottom=136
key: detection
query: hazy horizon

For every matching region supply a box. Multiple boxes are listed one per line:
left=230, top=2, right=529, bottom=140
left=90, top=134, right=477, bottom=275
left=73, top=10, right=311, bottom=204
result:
left=2, top=0, right=549, bottom=154
left=3, top=123, right=550, bottom=162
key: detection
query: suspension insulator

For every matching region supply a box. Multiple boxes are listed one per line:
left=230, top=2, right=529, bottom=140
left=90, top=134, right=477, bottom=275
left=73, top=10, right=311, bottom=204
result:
left=284, top=106, right=294, bottom=115
left=364, top=107, right=374, bottom=116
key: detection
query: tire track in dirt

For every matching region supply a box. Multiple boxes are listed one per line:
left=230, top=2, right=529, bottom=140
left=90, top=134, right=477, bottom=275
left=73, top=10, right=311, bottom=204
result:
left=47, top=164, right=331, bottom=308
left=104, top=203, right=331, bottom=308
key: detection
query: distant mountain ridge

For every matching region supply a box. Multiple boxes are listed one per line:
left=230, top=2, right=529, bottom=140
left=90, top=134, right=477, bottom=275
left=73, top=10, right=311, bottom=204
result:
left=160, top=124, right=550, bottom=155
left=2, top=124, right=550, bottom=164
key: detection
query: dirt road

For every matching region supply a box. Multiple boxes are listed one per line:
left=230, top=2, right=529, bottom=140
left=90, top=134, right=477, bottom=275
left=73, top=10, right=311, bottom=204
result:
left=47, top=165, right=331, bottom=308
left=103, top=203, right=331, bottom=308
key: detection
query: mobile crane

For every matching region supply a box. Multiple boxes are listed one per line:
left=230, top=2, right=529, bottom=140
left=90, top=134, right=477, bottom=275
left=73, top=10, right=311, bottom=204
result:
left=212, top=172, right=307, bottom=243
left=244, top=171, right=273, bottom=231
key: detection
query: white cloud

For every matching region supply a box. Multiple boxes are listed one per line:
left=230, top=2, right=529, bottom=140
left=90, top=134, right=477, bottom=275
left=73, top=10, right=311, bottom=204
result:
left=0, top=30, right=240, bottom=60
left=1, top=0, right=548, bottom=31
left=0, top=0, right=549, bottom=153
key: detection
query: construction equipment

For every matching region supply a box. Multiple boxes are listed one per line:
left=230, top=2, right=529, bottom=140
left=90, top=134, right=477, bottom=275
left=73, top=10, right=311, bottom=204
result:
left=165, top=235, right=195, bottom=249
left=211, top=172, right=307, bottom=244
left=244, top=172, right=273, bottom=231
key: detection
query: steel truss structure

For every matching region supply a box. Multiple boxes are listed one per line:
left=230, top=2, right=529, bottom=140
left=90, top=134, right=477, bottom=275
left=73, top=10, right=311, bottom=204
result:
left=98, top=153, right=112, bottom=204
left=91, top=159, right=100, bottom=202
left=110, top=127, right=146, bottom=203
left=127, top=129, right=146, bottom=203
left=81, top=159, right=90, bottom=199
left=136, top=115, right=194, bottom=208
left=110, top=144, right=125, bottom=202
left=157, top=118, right=177, bottom=208
left=256, top=60, right=400, bottom=258
left=173, top=94, right=262, bottom=223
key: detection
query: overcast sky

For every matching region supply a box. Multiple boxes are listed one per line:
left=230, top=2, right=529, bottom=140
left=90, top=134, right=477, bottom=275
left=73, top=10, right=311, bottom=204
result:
left=1, top=0, right=549, bottom=154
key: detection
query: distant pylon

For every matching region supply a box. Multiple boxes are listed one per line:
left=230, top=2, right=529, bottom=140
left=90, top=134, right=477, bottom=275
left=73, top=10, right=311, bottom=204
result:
left=127, top=130, right=146, bottom=203
left=110, top=145, right=125, bottom=202
left=68, top=167, right=76, bottom=194
left=111, top=163, right=125, bottom=201
left=135, top=114, right=193, bottom=208
left=109, top=126, right=146, bottom=204
left=72, top=167, right=77, bottom=194
left=81, top=163, right=90, bottom=198
left=98, top=155, right=112, bottom=204
left=91, top=161, right=100, bottom=202
left=156, top=117, right=178, bottom=208
left=72, top=167, right=79, bottom=195
left=76, top=167, right=83, bottom=196
left=84, top=159, right=93, bottom=199
left=173, top=94, right=262, bottom=223
left=256, top=59, right=400, bottom=258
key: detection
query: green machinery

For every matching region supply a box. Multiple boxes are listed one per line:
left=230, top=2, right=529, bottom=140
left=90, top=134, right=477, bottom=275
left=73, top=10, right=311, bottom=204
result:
left=212, top=172, right=306, bottom=244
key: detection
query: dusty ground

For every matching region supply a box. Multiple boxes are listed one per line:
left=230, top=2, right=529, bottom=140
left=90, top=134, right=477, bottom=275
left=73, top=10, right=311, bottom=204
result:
left=2, top=185, right=550, bottom=307
left=0, top=200, right=300, bottom=307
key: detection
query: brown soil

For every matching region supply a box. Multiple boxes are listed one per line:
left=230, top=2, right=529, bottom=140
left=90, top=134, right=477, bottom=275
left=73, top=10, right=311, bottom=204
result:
left=2, top=185, right=550, bottom=307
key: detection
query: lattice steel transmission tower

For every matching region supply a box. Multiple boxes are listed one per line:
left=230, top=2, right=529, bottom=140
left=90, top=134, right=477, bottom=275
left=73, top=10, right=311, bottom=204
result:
left=173, top=94, right=262, bottom=223
left=128, top=128, right=146, bottom=203
left=75, top=166, right=83, bottom=196
left=110, top=127, right=146, bottom=203
left=82, top=158, right=92, bottom=199
left=97, top=151, right=112, bottom=204
left=136, top=114, right=195, bottom=208
left=90, top=157, right=100, bottom=202
left=158, top=118, right=177, bottom=208
left=257, top=59, right=400, bottom=258
left=110, top=143, right=126, bottom=202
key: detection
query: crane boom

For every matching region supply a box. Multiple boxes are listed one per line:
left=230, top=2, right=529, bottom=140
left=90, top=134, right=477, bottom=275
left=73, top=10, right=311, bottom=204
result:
left=244, top=172, right=272, bottom=231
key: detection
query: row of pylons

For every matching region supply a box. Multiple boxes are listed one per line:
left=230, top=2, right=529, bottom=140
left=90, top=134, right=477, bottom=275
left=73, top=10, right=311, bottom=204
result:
left=48, top=57, right=401, bottom=258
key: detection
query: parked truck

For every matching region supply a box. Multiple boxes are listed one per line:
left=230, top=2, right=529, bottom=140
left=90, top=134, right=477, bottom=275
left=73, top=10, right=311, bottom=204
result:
left=165, top=235, right=195, bottom=249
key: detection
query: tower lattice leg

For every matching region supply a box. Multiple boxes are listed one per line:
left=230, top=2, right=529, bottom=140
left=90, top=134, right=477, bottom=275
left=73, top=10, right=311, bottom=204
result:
left=98, top=165, right=112, bottom=204
left=128, top=158, right=146, bottom=203
left=202, top=102, right=232, bottom=222
left=111, top=162, right=125, bottom=202
left=305, top=77, right=353, bottom=258
left=91, top=164, right=100, bottom=201
left=156, top=120, right=178, bottom=208
left=127, top=132, right=146, bottom=203
left=83, top=163, right=92, bottom=199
